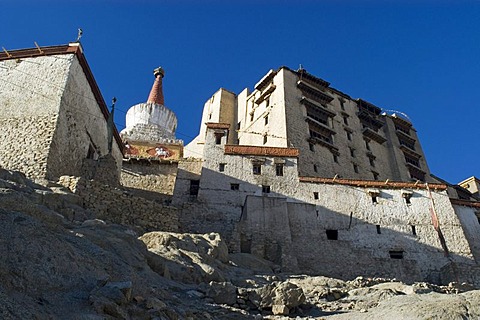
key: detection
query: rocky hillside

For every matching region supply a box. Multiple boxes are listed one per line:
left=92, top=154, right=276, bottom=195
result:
left=0, top=167, right=479, bottom=319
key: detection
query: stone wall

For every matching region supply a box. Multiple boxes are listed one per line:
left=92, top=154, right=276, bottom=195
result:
left=58, top=176, right=178, bottom=233
left=0, top=51, right=123, bottom=182
left=235, top=186, right=477, bottom=284
left=0, top=116, right=57, bottom=180
left=121, top=160, right=178, bottom=202
left=0, top=54, right=69, bottom=180
left=47, top=55, right=123, bottom=181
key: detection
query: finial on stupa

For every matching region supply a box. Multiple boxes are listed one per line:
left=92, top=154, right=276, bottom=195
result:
left=147, top=66, right=165, bottom=105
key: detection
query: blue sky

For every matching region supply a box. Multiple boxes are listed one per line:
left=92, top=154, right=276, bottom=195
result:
left=1, top=1, right=479, bottom=184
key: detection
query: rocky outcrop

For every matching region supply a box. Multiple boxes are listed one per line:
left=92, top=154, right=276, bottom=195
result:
left=2, top=167, right=480, bottom=319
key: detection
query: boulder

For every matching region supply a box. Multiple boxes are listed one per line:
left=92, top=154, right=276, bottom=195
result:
left=206, top=281, right=237, bottom=305
left=254, top=281, right=305, bottom=310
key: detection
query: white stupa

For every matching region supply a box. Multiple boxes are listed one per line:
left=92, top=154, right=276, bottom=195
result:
left=121, top=67, right=181, bottom=143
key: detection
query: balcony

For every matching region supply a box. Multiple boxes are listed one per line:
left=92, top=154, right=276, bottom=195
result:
left=308, top=136, right=339, bottom=153
left=362, top=127, right=386, bottom=144
left=400, top=145, right=422, bottom=159
left=297, top=80, right=334, bottom=104
left=306, top=117, right=336, bottom=135
left=300, top=97, right=336, bottom=118
left=255, top=83, right=276, bottom=104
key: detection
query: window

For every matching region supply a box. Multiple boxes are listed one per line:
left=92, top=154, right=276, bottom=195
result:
left=399, top=137, right=415, bottom=150
left=253, top=164, right=262, bottom=175
left=189, top=180, right=200, bottom=196
left=353, top=164, right=359, bottom=173
left=403, top=192, right=413, bottom=205
left=264, top=115, right=269, bottom=125
left=395, top=124, right=410, bottom=135
left=326, top=230, right=338, bottom=240
left=343, top=115, right=349, bottom=125
left=389, top=250, right=404, bottom=259
left=215, top=133, right=222, bottom=145
left=262, top=185, right=271, bottom=193
left=349, top=148, right=355, bottom=158
left=405, top=154, right=420, bottom=167
left=250, top=112, right=254, bottom=122
left=309, top=143, right=315, bottom=152
left=333, top=154, right=338, bottom=163
left=265, top=98, right=270, bottom=108
left=313, top=164, right=318, bottom=173
left=263, top=135, right=268, bottom=144
left=371, top=195, right=378, bottom=204
left=365, top=139, right=371, bottom=151
left=237, top=122, right=241, bottom=130
left=276, top=164, right=284, bottom=176
left=346, top=130, right=352, bottom=141
left=369, top=157, right=375, bottom=167
left=219, top=163, right=225, bottom=172
left=209, top=113, right=212, bottom=120
left=314, top=192, right=319, bottom=200
left=230, top=183, right=239, bottom=191
left=372, top=171, right=379, bottom=180
left=411, top=225, right=417, bottom=236
left=339, top=99, right=345, bottom=110
left=376, top=225, right=381, bottom=234
left=306, top=105, right=330, bottom=126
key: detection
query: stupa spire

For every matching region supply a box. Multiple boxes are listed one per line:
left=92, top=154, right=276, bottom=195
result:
left=147, top=67, right=165, bottom=105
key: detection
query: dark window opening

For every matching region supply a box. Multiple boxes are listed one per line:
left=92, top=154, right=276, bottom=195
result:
left=326, top=229, right=338, bottom=240
left=230, top=183, right=239, bottom=191
left=263, top=135, right=268, bottom=144
left=405, top=154, right=420, bottom=167
left=219, top=163, right=225, bottom=172
left=353, top=164, right=359, bottom=173
left=314, top=192, right=319, bottom=200
left=313, top=164, right=318, bottom=173
left=189, top=180, right=200, bottom=196
left=376, top=225, right=381, bottom=234
left=373, top=172, right=379, bottom=180
left=253, top=164, right=262, bottom=175
left=372, top=195, right=378, bottom=204
left=365, top=139, right=371, bottom=151
left=395, top=124, right=410, bottom=135
left=237, top=122, right=241, bottom=130
left=306, top=105, right=330, bottom=126
left=369, top=157, right=375, bottom=167
left=346, top=130, right=352, bottom=141
left=215, top=133, right=223, bottom=145
left=405, top=196, right=412, bottom=205
left=333, top=154, right=338, bottom=163
left=389, top=250, right=404, bottom=259
left=265, top=115, right=269, bottom=125
left=339, top=99, right=345, bottom=110
left=411, top=225, right=417, bottom=236
left=276, top=164, right=284, bottom=176
left=250, top=112, right=254, bottom=122
left=343, top=116, right=349, bottom=125
left=309, top=143, right=315, bottom=152
left=350, top=148, right=355, bottom=157
left=399, top=137, right=415, bottom=150
left=262, top=185, right=271, bottom=194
